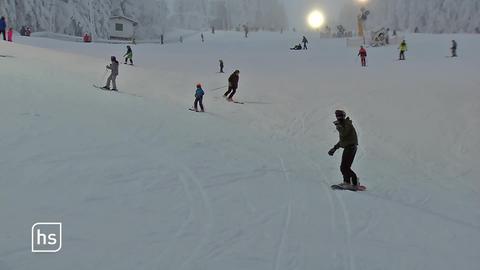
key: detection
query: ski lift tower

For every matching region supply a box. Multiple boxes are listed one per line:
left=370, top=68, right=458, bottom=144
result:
left=88, top=0, right=95, bottom=40
left=356, top=0, right=370, bottom=45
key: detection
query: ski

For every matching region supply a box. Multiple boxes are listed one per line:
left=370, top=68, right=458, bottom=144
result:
left=188, top=108, right=205, bottom=113
left=93, top=84, right=118, bottom=92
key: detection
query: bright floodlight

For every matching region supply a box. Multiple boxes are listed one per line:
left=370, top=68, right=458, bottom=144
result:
left=357, top=0, right=369, bottom=3
left=307, top=10, right=325, bottom=29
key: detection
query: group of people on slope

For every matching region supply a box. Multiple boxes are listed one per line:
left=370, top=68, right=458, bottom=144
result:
left=0, top=16, right=14, bottom=42
left=100, top=46, right=135, bottom=91
left=357, top=39, right=458, bottom=66
left=189, top=69, right=241, bottom=112
left=290, top=36, right=309, bottom=50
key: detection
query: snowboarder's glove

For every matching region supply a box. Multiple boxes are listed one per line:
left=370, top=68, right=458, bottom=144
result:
left=328, top=147, right=337, bottom=156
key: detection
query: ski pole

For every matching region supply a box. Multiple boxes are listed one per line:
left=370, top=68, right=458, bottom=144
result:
left=98, top=69, right=108, bottom=86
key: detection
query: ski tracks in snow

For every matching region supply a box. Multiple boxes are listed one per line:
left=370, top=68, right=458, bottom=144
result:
left=178, top=166, right=215, bottom=270
left=274, top=157, right=294, bottom=270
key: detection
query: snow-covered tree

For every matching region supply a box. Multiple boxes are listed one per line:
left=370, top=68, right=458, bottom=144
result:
left=368, top=0, right=480, bottom=33
left=0, top=0, right=288, bottom=38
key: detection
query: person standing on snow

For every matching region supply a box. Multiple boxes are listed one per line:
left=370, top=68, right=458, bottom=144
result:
left=328, top=110, right=360, bottom=190
left=201, top=33, right=204, bottom=43
left=0, top=17, right=6, bottom=41
left=358, top=46, right=367, bottom=67
left=451, top=40, right=457, bottom=57
left=102, top=56, right=119, bottom=91
left=7, top=27, right=13, bottom=42
left=219, top=60, right=224, bottom=73
left=398, top=40, right=408, bottom=60
left=193, top=84, right=205, bottom=112
left=124, top=45, right=133, bottom=65
left=302, top=36, right=308, bottom=50
left=224, top=70, right=240, bottom=101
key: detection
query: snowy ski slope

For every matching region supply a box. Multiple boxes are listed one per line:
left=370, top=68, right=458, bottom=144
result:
left=0, top=32, right=479, bottom=270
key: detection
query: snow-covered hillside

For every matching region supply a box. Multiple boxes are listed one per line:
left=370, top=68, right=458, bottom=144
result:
left=0, top=0, right=288, bottom=39
left=0, top=32, right=480, bottom=270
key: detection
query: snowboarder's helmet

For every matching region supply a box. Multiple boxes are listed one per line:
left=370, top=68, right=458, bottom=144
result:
left=111, top=56, right=116, bottom=61
left=235, top=70, right=240, bottom=74
left=335, top=110, right=346, bottom=118
left=196, top=83, right=202, bottom=88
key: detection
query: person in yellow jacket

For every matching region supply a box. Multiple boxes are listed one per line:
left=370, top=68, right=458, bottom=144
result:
left=398, top=40, right=408, bottom=60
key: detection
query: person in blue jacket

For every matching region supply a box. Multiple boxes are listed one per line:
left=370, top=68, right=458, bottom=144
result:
left=0, top=17, right=7, bottom=41
left=194, top=84, right=205, bottom=112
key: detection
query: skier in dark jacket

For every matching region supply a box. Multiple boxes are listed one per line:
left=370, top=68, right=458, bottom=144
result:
left=0, top=17, right=6, bottom=41
left=451, top=40, right=457, bottom=57
left=193, top=84, right=205, bottom=112
left=302, top=36, right=308, bottom=50
left=124, top=45, right=133, bottom=65
left=102, top=56, right=119, bottom=91
left=328, top=110, right=360, bottom=189
left=224, top=70, right=240, bottom=101
left=219, top=59, right=224, bottom=73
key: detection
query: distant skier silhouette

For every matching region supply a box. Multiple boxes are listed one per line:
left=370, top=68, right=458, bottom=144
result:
left=358, top=46, right=367, bottom=67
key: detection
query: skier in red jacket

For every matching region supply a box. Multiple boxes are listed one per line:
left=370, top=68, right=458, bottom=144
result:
left=358, top=46, right=367, bottom=67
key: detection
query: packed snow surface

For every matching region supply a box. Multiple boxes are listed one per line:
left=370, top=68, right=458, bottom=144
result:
left=1, top=31, right=479, bottom=270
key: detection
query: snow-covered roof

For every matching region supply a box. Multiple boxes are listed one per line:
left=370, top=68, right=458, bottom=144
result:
left=109, top=16, right=138, bottom=25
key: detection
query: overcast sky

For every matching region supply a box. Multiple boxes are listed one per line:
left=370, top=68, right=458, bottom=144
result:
left=283, top=0, right=350, bottom=29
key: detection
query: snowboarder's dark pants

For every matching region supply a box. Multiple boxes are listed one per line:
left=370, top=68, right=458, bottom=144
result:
left=399, top=51, right=405, bottom=60
left=452, top=48, right=457, bottom=57
left=224, top=86, right=237, bottom=99
left=194, top=96, right=204, bottom=111
left=0, top=30, right=5, bottom=41
left=124, top=57, right=133, bottom=64
left=303, top=43, right=307, bottom=50
left=340, top=145, right=358, bottom=186
left=220, top=65, right=224, bottom=73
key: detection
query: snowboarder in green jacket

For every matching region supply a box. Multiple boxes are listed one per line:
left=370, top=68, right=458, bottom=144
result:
left=124, top=45, right=133, bottom=65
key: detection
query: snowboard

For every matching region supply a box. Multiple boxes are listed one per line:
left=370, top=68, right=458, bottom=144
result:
left=227, top=100, right=244, bottom=104
left=331, top=184, right=366, bottom=192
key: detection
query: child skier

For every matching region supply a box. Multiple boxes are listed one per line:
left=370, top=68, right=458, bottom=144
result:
left=358, top=46, right=367, bottom=67
left=7, top=27, right=13, bottom=42
left=328, top=110, right=360, bottom=190
left=102, top=56, right=119, bottom=91
left=398, top=40, right=408, bottom=60
left=193, top=84, right=205, bottom=112
left=124, top=45, right=133, bottom=65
